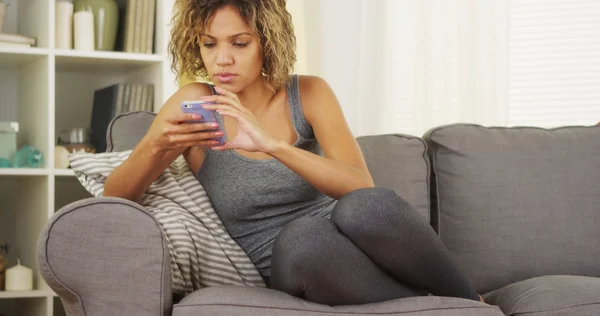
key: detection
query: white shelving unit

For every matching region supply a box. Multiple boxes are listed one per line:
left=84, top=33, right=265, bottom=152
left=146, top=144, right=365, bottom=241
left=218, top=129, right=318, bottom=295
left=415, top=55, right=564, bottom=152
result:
left=0, top=0, right=177, bottom=315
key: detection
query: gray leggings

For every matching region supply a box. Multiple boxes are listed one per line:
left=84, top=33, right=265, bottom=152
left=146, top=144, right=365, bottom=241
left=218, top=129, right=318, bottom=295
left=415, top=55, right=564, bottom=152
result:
left=269, top=187, right=479, bottom=306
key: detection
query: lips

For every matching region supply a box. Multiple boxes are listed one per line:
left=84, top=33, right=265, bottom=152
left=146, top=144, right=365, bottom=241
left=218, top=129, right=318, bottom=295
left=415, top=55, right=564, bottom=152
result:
left=215, top=73, right=237, bottom=83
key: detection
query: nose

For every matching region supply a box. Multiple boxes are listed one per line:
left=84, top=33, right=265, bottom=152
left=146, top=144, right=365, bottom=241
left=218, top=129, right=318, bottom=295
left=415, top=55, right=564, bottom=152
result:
left=216, top=47, right=233, bottom=66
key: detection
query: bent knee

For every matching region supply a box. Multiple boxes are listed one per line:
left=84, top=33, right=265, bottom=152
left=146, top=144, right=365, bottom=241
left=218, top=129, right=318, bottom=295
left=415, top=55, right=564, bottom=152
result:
left=331, top=187, right=413, bottom=234
left=337, top=187, right=398, bottom=212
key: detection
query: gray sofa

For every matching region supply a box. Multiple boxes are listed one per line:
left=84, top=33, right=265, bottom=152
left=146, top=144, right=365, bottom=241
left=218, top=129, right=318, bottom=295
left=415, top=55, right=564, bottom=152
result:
left=37, top=111, right=600, bottom=316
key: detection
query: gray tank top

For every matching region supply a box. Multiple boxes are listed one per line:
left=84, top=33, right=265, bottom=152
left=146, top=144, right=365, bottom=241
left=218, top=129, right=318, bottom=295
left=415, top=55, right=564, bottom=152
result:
left=195, top=75, right=337, bottom=277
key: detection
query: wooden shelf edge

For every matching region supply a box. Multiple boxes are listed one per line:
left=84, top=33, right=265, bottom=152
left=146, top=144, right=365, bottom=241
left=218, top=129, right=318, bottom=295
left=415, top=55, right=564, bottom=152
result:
left=0, top=168, right=51, bottom=176
left=0, top=47, right=51, bottom=56
left=53, top=169, right=75, bottom=176
left=53, top=49, right=164, bottom=62
left=0, top=290, right=53, bottom=299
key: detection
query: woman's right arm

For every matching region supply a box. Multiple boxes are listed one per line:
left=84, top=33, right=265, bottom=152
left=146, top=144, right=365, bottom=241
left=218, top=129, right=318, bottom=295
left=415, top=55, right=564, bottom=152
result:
left=102, top=83, right=218, bottom=203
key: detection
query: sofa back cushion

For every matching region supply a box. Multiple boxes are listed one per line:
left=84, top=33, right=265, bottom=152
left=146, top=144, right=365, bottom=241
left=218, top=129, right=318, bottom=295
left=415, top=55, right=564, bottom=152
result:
left=357, top=134, right=431, bottom=220
left=106, top=111, right=156, bottom=152
left=424, top=123, right=600, bottom=293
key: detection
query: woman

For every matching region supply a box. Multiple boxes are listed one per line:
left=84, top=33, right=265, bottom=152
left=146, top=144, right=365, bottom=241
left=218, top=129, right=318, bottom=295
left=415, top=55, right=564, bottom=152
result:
left=103, top=0, right=484, bottom=306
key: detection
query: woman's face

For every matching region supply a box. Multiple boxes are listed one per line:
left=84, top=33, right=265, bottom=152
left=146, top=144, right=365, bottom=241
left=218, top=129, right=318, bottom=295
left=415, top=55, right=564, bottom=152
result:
left=201, top=5, right=263, bottom=92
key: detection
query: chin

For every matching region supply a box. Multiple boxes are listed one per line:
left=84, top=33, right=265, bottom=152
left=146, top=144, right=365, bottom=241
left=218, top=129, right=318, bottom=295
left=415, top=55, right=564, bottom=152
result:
left=213, top=81, right=243, bottom=93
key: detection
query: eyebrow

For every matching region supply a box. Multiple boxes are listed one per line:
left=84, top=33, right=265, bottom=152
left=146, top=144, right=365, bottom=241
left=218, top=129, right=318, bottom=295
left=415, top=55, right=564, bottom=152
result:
left=202, top=32, right=253, bottom=39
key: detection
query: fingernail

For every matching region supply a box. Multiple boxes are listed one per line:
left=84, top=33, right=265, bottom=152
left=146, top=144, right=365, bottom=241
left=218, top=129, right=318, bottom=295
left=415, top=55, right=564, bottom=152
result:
left=192, top=114, right=201, bottom=119
left=210, top=123, right=219, bottom=127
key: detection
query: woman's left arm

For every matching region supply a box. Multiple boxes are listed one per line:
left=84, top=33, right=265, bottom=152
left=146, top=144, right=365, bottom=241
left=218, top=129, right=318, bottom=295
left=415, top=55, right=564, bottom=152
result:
left=267, top=76, right=374, bottom=199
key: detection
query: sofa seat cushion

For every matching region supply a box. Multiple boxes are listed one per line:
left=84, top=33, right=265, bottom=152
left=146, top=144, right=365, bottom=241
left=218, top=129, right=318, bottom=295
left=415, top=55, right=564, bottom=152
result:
left=172, top=286, right=503, bottom=316
left=483, top=275, right=600, bottom=316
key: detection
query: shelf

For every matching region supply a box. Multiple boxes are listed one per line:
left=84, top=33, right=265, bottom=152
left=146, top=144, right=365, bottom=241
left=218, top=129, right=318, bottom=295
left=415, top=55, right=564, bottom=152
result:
left=0, top=48, right=50, bottom=68
left=0, top=0, right=175, bottom=314
left=54, top=49, right=164, bottom=73
left=0, top=168, right=51, bottom=176
left=53, top=169, right=75, bottom=177
left=0, top=290, right=52, bottom=299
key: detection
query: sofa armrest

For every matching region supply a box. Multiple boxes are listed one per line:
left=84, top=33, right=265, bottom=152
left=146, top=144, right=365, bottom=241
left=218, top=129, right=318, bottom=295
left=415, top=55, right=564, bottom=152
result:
left=37, top=197, right=172, bottom=316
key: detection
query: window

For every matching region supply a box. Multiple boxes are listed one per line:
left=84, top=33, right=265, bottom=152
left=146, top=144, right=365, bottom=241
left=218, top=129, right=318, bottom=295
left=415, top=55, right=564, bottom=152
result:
left=508, top=0, right=600, bottom=127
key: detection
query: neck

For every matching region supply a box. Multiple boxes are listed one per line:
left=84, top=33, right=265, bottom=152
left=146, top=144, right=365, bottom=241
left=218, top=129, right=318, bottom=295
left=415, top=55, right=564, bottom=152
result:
left=236, top=76, right=276, bottom=114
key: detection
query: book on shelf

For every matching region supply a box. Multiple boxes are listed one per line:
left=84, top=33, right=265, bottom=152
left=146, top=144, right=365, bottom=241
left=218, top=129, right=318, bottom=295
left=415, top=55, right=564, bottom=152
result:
left=120, top=0, right=156, bottom=54
left=0, top=41, right=32, bottom=48
left=0, top=33, right=36, bottom=47
left=90, top=83, right=155, bottom=153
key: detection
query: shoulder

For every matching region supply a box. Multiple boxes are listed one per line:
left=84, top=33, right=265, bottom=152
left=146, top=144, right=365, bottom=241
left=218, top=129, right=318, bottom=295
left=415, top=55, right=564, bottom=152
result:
left=297, top=75, right=332, bottom=97
left=295, top=75, right=338, bottom=124
left=177, top=82, right=214, bottom=99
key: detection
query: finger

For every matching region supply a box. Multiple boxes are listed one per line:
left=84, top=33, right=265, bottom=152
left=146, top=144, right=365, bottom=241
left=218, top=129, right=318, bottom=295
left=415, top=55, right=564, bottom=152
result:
left=176, top=139, right=222, bottom=148
left=199, top=94, right=245, bottom=112
left=199, top=95, right=235, bottom=106
left=165, top=121, right=220, bottom=134
left=167, top=113, right=201, bottom=124
left=214, top=86, right=241, bottom=104
left=201, top=103, right=240, bottom=113
left=208, top=144, right=228, bottom=151
left=216, top=109, right=242, bottom=120
left=167, top=131, right=224, bottom=143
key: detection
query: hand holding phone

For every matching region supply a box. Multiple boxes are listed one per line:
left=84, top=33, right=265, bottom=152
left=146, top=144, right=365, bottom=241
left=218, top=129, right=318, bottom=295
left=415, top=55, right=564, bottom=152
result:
left=181, top=100, right=226, bottom=145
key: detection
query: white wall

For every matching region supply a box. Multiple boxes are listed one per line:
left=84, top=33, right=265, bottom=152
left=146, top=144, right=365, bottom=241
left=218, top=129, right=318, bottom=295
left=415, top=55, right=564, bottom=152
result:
left=287, top=0, right=322, bottom=76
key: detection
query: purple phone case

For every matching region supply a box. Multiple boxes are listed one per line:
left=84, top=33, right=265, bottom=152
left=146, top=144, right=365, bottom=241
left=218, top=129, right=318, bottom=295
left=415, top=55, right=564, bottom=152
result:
left=181, top=101, right=226, bottom=145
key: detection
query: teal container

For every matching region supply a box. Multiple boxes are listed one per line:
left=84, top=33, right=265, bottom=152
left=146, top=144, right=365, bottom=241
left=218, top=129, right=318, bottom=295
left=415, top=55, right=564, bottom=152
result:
left=74, top=0, right=119, bottom=51
left=13, top=145, right=44, bottom=168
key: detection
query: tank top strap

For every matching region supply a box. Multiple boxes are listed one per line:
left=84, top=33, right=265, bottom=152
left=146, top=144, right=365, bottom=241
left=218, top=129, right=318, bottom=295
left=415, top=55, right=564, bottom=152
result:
left=208, top=83, right=217, bottom=95
left=287, top=74, right=314, bottom=140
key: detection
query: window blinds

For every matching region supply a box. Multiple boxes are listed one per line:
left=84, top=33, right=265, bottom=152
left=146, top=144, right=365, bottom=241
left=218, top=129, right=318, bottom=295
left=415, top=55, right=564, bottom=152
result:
left=508, top=0, right=600, bottom=127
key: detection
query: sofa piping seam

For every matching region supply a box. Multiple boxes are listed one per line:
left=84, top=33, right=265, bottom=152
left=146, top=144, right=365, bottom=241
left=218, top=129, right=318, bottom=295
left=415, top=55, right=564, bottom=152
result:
left=172, top=303, right=500, bottom=315
left=509, top=301, right=600, bottom=316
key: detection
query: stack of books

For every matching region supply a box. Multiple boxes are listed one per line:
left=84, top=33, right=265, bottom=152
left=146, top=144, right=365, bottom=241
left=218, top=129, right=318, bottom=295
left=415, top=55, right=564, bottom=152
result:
left=123, top=0, right=156, bottom=54
left=90, top=83, right=155, bottom=152
left=0, top=33, right=36, bottom=48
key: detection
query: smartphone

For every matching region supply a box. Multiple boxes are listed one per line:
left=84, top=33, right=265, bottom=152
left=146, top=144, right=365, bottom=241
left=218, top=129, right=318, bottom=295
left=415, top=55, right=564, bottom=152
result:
left=180, top=100, right=225, bottom=145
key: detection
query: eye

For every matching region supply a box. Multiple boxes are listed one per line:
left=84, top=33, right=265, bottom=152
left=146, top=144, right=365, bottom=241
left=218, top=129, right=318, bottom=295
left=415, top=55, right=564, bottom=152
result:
left=233, top=42, right=249, bottom=48
left=203, top=42, right=216, bottom=48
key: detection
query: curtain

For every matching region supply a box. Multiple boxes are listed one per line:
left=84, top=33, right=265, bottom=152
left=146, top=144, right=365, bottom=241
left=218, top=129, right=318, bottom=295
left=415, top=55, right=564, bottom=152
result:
left=312, top=0, right=509, bottom=137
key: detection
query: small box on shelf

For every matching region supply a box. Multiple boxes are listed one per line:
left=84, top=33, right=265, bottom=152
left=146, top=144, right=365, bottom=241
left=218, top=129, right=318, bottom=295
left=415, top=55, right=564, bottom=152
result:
left=0, top=122, right=18, bottom=166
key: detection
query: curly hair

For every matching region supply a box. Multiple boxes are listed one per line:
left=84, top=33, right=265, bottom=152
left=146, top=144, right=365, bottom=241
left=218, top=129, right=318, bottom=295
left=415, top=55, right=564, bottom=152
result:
left=168, top=0, right=297, bottom=90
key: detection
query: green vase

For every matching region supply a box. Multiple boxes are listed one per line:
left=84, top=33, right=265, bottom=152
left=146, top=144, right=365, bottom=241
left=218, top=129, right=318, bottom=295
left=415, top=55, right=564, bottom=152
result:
left=74, top=0, right=119, bottom=51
